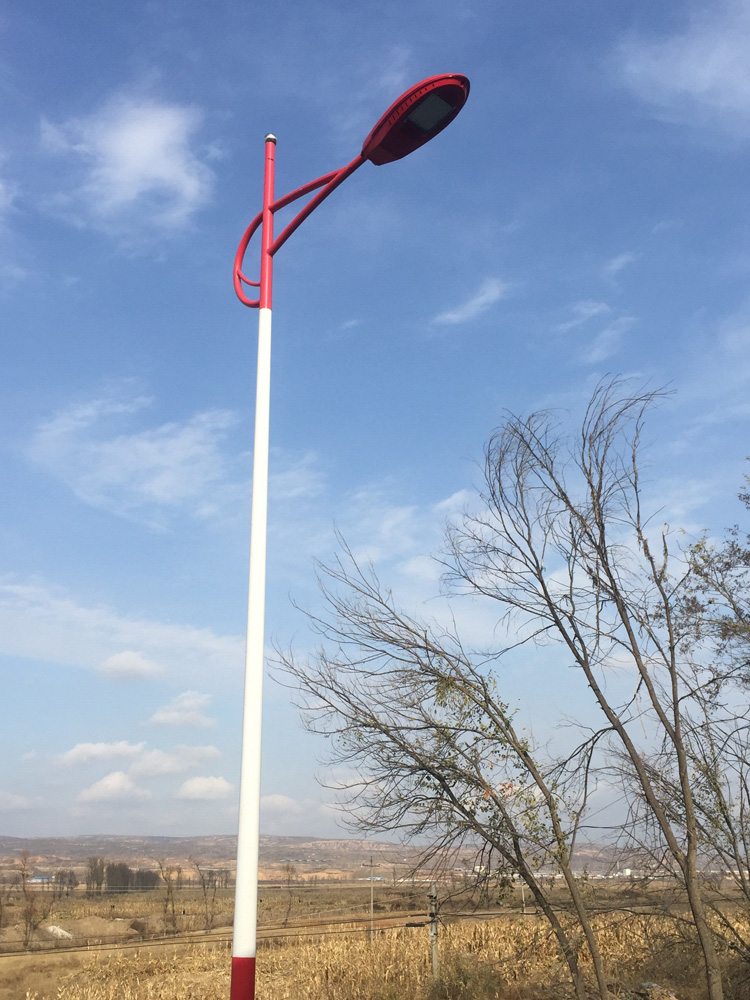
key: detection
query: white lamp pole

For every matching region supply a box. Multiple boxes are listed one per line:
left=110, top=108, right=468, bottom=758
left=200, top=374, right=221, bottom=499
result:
left=230, top=75, right=470, bottom=1000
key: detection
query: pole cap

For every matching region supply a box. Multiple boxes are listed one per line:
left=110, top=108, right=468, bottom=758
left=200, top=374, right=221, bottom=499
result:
left=264, top=133, right=277, bottom=144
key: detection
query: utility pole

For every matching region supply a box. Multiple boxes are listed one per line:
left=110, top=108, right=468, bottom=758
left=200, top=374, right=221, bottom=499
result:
left=428, top=882, right=439, bottom=981
left=362, top=856, right=380, bottom=943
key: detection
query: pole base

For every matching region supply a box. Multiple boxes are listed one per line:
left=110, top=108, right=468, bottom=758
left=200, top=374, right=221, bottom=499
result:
left=230, top=956, right=256, bottom=1000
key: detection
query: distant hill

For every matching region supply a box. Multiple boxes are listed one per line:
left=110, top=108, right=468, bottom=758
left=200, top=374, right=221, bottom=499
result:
left=0, top=833, right=418, bottom=870
left=0, top=834, right=239, bottom=863
left=0, top=833, right=619, bottom=874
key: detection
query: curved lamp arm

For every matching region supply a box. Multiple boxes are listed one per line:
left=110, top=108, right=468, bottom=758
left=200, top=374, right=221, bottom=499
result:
left=233, top=153, right=366, bottom=308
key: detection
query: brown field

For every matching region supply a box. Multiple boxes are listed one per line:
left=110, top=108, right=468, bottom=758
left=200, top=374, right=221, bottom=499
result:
left=2, top=883, right=750, bottom=999
left=5, top=914, right=750, bottom=1000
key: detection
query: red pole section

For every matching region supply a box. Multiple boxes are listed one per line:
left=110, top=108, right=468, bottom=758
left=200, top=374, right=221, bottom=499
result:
left=259, top=135, right=276, bottom=309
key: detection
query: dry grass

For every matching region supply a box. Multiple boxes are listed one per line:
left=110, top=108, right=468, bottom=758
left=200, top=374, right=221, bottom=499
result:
left=16, top=912, right=746, bottom=1000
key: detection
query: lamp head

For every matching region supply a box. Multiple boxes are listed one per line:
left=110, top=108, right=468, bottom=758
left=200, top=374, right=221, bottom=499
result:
left=361, top=74, right=470, bottom=166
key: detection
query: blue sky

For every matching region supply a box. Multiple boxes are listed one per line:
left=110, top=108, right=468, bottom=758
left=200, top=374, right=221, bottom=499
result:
left=2, top=0, right=750, bottom=839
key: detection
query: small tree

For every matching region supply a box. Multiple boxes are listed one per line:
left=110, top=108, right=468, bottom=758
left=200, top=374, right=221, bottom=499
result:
left=157, top=860, right=178, bottom=934
left=0, top=875, right=17, bottom=929
left=52, top=869, right=78, bottom=899
left=134, top=868, right=160, bottom=890
left=18, top=851, right=52, bottom=949
left=192, top=858, right=219, bottom=932
left=282, top=863, right=297, bottom=928
left=85, top=856, right=105, bottom=895
left=105, top=862, right=134, bottom=893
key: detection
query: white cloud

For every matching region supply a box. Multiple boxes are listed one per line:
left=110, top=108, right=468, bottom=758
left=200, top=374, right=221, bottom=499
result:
left=58, top=741, right=146, bottom=766
left=129, top=744, right=220, bottom=778
left=260, top=793, right=304, bottom=816
left=433, top=489, right=474, bottom=514
left=0, top=790, right=37, bottom=811
left=398, top=554, right=441, bottom=585
left=0, top=577, right=243, bottom=683
left=0, top=162, right=28, bottom=292
left=77, top=771, right=151, bottom=803
left=28, top=384, right=325, bottom=527
left=434, top=278, right=507, bottom=325
left=99, top=650, right=161, bottom=680
left=325, top=45, right=413, bottom=148
left=269, top=450, right=325, bottom=500
left=41, top=95, right=214, bottom=233
left=603, top=252, right=637, bottom=283
left=0, top=173, right=17, bottom=222
left=616, top=2, right=750, bottom=136
left=149, top=690, right=215, bottom=728
left=175, top=775, right=232, bottom=800
left=581, top=316, right=636, bottom=364
left=343, top=488, right=421, bottom=565
left=259, top=792, right=341, bottom=836
left=556, top=301, right=611, bottom=333
left=28, top=390, right=239, bottom=527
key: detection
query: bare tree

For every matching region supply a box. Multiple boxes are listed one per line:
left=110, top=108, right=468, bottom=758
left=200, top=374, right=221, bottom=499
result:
left=280, top=544, right=611, bottom=998
left=443, top=378, right=728, bottom=998
left=688, top=473, right=750, bottom=678
left=85, top=856, right=105, bottom=895
left=52, top=869, right=78, bottom=900
left=281, top=863, right=297, bottom=928
left=192, top=858, right=219, bottom=932
left=157, top=860, right=178, bottom=934
left=621, top=480, right=750, bottom=967
left=18, top=851, right=52, bottom=949
left=0, top=875, right=17, bottom=929
left=280, top=378, right=742, bottom=1000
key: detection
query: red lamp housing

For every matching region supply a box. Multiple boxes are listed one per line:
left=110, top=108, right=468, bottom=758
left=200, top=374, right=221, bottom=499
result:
left=361, top=73, right=470, bottom=166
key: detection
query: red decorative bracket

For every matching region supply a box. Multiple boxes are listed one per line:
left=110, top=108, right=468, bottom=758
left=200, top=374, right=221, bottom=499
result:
left=233, top=153, right=366, bottom=308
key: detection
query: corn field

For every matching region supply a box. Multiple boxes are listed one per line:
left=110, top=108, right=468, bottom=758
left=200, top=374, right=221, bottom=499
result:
left=20, top=913, right=750, bottom=1000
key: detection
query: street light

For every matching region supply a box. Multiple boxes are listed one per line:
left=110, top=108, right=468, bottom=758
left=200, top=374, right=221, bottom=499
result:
left=230, top=73, right=470, bottom=1000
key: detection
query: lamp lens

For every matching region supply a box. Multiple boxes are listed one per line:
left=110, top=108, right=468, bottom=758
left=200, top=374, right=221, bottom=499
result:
left=405, top=93, right=454, bottom=133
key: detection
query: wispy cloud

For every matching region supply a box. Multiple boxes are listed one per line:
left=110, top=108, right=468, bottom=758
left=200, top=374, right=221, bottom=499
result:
left=615, top=2, right=750, bottom=137
left=28, top=383, right=325, bottom=528
left=603, top=252, right=637, bottom=283
left=0, top=160, right=28, bottom=292
left=28, top=389, right=239, bottom=527
left=556, top=301, right=611, bottom=332
left=434, top=277, right=507, bottom=325
left=259, top=791, right=339, bottom=836
left=0, top=576, right=243, bottom=683
left=148, top=690, right=215, bottom=728
left=40, top=94, right=214, bottom=236
left=580, top=316, right=636, bottom=364
left=0, top=171, right=17, bottom=224
left=269, top=451, right=325, bottom=500
left=0, top=790, right=39, bottom=811
left=326, top=45, right=413, bottom=148
left=129, top=745, right=220, bottom=778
